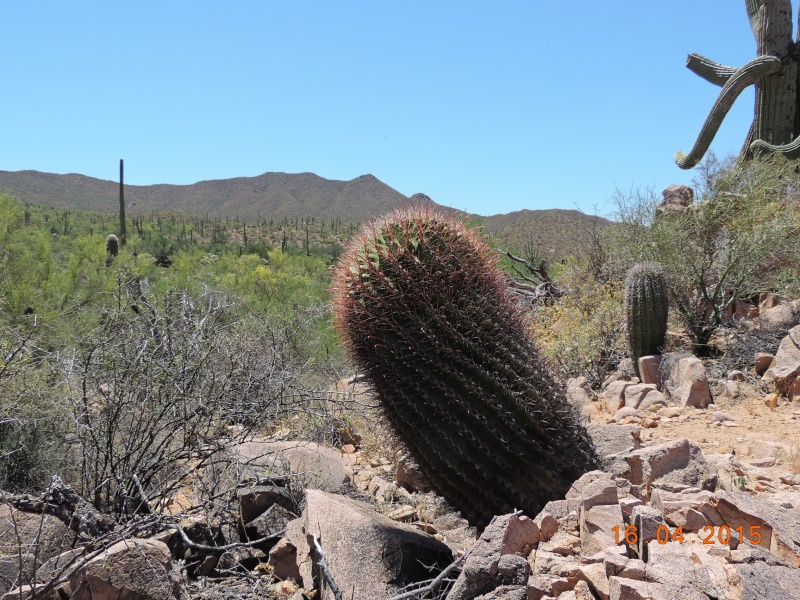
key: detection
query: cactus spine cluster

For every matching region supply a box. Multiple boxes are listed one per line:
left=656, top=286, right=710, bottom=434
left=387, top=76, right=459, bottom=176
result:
left=331, top=206, right=600, bottom=527
left=624, top=262, right=668, bottom=378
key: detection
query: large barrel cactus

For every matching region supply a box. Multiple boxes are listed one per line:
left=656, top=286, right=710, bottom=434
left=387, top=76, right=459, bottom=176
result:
left=331, top=206, right=600, bottom=527
left=624, top=262, right=669, bottom=378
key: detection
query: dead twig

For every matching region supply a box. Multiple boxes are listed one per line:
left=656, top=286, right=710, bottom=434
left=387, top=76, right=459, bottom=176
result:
left=386, top=551, right=467, bottom=600
left=312, top=534, right=343, bottom=600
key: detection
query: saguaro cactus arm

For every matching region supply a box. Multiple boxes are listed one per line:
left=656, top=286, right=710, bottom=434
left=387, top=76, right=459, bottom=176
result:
left=676, top=0, right=797, bottom=169
left=749, top=132, right=800, bottom=156
left=675, top=55, right=782, bottom=169
left=685, top=54, right=738, bottom=86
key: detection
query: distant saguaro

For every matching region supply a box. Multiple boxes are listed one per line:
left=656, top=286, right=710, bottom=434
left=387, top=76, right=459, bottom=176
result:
left=119, top=159, right=127, bottom=245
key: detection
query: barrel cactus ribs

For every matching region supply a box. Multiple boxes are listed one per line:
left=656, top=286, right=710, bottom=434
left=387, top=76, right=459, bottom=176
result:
left=331, top=205, right=600, bottom=527
left=624, top=262, right=669, bottom=379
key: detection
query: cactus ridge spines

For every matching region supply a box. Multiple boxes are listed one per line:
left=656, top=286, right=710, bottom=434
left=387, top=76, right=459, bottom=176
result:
left=624, top=262, right=669, bottom=377
left=332, top=205, right=600, bottom=526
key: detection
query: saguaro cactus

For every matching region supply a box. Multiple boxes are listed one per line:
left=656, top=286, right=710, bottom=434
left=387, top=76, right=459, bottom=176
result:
left=624, top=263, right=669, bottom=378
left=331, top=206, right=600, bottom=527
left=119, top=159, right=127, bottom=245
left=676, top=0, right=800, bottom=168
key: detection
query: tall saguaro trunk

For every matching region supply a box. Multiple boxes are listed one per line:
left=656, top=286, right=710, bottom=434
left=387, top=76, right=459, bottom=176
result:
left=676, top=0, right=800, bottom=169
left=119, top=159, right=127, bottom=246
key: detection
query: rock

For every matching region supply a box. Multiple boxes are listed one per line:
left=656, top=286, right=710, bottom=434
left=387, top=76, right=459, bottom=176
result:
left=538, top=531, right=581, bottom=556
left=637, top=356, right=662, bottom=386
left=388, top=505, right=417, bottom=521
left=237, top=485, right=297, bottom=524
left=763, top=325, right=800, bottom=396
left=754, top=352, right=774, bottom=376
left=534, top=511, right=559, bottom=543
left=572, top=580, right=595, bottom=600
left=657, top=184, right=693, bottom=215
left=566, top=377, right=594, bottom=408
left=580, top=504, right=623, bottom=557
left=234, top=440, right=354, bottom=492
left=299, top=490, right=452, bottom=600
left=623, top=384, right=656, bottom=410
left=0, top=506, right=78, bottom=595
left=576, top=562, right=610, bottom=600
left=526, top=573, right=559, bottom=600
left=603, top=381, right=632, bottom=414
left=746, top=457, right=776, bottom=468
left=657, top=406, right=682, bottom=418
left=780, top=473, right=800, bottom=486
left=242, top=503, right=297, bottom=541
left=496, top=554, right=529, bottom=585
left=760, top=302, right=798, bottom=329
left=532, top=550, right=580, bottom=578
left=475, top=584, right=527, bottom=599
left=1, top=585, right=60, bottom=600
left=609, top=438, right=717, bottom=501
left=661, top=353, right=713, bottom=408
left=609, top=576, right=670, bottom=600
left=395, top=451, right=430, bottom=492
left=744, top=437, right=792, bottom=462
left=728, top=369, right=746, bottom=381
left=217, top=546, right=266, bottom=572
left=267, top=537, right=302, bottom=582
left=712, top=411, right=736, bottom=423
left=733, top=555, right=800, bottom=599
left=569, top=473, right=618, bottom=513
left=69, top=539, right=187, bottom=600
left=637, top=390, right=668, bottom=411
left=645, top=539, right=736, bottom=600
left=649, top=488, right=716, bottom=530
left=611, top=406, right=639, bottom=423
left=586, top=424, right=641, bottom=461
left=712, top=491, right=800, bottom=566
left=618, top=497, right=643, bottom=520
left=630, top=505, right=666, bottom=561
left=448, top=513, right=539, bottom=600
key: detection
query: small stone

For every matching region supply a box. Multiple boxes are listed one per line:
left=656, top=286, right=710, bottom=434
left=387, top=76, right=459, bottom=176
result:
left=388, top=505, right=417, bottom=521
left=764, top=393, right=779, bottom=409
left=713, top=411, right=736, bottom=423
left=755, top=352, right=774, bottom=376
left=746, top=457, right=776, bottom=468
left=779, top=473, right=800, bottom=486
left=412, top=521, right=437, bottom=534
left=728, top=370, right=746, bottom=381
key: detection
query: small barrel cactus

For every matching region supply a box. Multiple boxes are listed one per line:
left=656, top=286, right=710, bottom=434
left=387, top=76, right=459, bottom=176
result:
left=624, top=262, right=669, bottom=378
left=331, top=206, right=600, bottom=527
left=106, top=234, right=119, bottom=266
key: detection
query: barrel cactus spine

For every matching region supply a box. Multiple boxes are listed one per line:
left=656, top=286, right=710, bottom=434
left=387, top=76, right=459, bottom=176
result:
left=331, top=205, right=600, bottom=527
left=624, top=262, right=669, bottom=378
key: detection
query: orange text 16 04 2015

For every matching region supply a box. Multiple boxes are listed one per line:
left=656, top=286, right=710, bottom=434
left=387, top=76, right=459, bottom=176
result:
left=612, top=524, right=763, bottom=545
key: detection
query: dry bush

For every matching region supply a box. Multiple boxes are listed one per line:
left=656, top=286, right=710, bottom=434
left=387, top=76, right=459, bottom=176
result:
left=529, top=267, right=626, bottom=388
left=58, top=287, right=323, bottom=517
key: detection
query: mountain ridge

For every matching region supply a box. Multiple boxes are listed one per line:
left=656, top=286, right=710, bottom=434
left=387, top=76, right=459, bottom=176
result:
left=0, top=169, right=610, bottom=257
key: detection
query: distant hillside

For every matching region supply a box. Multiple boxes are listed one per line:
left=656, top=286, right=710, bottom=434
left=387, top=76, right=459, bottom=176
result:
left=0, top=169, right=610, bottom=258
left=0, top=170, right=432, bottom=223
left=481, top=208, right=611, bottom=259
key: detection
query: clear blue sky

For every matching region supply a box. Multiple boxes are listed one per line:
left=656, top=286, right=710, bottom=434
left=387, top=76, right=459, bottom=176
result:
left=2, top=2, right=759, bottom=217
